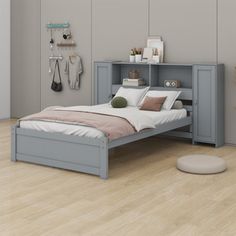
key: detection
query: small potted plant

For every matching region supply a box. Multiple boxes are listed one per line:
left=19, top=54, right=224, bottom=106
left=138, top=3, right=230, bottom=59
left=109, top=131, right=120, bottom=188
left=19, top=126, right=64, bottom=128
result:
left=129, top=49, right=135, bottom=63
left=135, top=48, right=142, bottom=63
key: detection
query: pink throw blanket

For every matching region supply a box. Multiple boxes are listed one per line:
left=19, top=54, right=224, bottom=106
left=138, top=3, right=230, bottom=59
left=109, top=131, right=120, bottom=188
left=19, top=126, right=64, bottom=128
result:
left=20, top=110, right=136, bottom=140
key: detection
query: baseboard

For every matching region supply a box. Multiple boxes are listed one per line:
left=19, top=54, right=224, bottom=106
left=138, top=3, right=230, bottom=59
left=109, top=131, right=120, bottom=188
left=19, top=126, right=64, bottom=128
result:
left=225, top=143, right=236, bottom=147
left=0, top=117, right=10, bottom=121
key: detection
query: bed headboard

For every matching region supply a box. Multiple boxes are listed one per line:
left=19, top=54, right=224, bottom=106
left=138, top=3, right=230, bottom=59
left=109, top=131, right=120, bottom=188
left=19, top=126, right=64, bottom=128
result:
left=149, top=86, right=193, bottom=112
left=112, top=85, right=193, bottom=112
left=150, top=87, right=192, bottom=101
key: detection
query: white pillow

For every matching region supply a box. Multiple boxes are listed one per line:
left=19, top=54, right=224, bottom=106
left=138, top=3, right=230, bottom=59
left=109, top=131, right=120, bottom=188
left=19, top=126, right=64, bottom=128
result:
left=139, top=90, right=181, bottom=110
left=114, top=87, right=149, bottom=107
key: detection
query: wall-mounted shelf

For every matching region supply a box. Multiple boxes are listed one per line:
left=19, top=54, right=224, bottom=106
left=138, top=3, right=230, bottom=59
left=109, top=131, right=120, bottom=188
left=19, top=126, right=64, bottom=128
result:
left=111, top=61, right=193, bottom=67
left=57, top=43, right=76, bottom=47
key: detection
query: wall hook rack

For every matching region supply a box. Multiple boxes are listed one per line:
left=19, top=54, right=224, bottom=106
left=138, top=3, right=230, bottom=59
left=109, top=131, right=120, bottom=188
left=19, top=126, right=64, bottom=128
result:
left=49, top=55, right=64, bottom=61
left=47, top=22, right=70, bottom=29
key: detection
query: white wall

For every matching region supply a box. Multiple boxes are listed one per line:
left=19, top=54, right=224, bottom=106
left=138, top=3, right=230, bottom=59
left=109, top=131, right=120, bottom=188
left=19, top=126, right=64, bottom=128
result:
left=0, top=0, right=10, bottom=119
left=11, top=0, right=41, bottom=117
left=10, top=0, right=236, bottom=144
left=40, top=0, right=92, bottom=110
left=218, top=0, right=236, bottom=145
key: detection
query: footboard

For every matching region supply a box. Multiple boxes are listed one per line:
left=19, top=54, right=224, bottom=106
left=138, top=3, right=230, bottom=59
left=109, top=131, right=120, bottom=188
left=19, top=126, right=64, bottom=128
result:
left=11, top=117, right=192, bottom=179
left=11, top=126, right=109, bottom=179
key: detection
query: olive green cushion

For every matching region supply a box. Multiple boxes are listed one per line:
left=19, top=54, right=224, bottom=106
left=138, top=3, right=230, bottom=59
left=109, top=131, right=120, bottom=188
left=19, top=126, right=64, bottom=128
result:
left=111, top=97, right=128, bottom=108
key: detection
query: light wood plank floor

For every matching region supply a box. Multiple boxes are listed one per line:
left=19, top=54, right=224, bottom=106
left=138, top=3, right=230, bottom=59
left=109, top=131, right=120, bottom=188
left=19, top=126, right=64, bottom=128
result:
left=1, top=120, right=236, bottom=236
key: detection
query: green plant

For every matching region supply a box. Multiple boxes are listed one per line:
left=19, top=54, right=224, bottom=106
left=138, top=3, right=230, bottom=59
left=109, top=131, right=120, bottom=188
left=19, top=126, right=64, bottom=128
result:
left=135, top=48, right=142, bottom=55
left=130, top=48, right=142, bottom=55
left=130, top=49, right=135, bottom=56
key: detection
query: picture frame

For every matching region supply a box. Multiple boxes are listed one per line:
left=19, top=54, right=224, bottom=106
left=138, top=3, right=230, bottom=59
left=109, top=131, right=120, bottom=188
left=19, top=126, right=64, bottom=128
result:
left=142, top=47, right=153, bottom=61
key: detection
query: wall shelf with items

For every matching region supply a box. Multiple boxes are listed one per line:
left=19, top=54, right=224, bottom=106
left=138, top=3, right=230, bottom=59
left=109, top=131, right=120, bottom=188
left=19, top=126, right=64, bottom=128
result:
left=94, top=61, right=225, bottom=147
left=95, top=61, right=195, bottom=100
left=105, top=62, right=194, bottom=98
left=110, top=62, right=193, bottom=87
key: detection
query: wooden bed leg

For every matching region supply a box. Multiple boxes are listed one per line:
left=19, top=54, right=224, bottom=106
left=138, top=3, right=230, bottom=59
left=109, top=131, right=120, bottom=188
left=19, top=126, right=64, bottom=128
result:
left=100, top=140, right=108, bottom=179
left=11, top=126, right=17, bottom=162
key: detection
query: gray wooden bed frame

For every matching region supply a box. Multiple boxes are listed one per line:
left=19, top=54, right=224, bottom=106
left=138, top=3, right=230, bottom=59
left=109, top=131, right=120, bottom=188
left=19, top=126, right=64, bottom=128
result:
left=11, top=114, right=192, bottom=179
left=11, top=85, right=194, bottom=179
left=11, top=117, right=192, bottom=179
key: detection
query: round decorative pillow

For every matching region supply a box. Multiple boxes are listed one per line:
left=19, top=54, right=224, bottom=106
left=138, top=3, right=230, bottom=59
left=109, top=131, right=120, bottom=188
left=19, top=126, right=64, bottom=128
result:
left=177, top=155, right=227, bottom=175
left=111, top=97, right=128, bottom=108
left=172, top=100, right=183, bottom=109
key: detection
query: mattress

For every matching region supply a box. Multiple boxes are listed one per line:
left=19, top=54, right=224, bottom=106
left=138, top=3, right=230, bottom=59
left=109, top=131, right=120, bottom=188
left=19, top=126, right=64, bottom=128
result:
left=20, top=105, right=187, bottom=139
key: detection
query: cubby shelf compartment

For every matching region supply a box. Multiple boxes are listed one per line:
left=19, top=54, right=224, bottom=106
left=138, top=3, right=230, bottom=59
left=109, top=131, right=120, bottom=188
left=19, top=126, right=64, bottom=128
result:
left=150, top=64, right=193, bottom=88
left=112, top=63, right=150, bottom=87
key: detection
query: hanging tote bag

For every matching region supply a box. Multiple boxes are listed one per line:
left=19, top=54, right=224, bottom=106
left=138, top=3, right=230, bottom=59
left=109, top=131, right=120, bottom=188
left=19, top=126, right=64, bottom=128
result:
left=51, top=59, right=63, bottom=92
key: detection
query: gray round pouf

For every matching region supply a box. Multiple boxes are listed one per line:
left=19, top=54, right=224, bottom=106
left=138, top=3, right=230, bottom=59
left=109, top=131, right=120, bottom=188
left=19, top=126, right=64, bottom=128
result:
left=177, top=155, right=227, bottom=174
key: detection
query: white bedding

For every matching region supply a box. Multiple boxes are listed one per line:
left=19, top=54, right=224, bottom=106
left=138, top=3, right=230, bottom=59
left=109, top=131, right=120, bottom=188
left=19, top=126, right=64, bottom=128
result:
left=20, top=104, right=187, bottom=139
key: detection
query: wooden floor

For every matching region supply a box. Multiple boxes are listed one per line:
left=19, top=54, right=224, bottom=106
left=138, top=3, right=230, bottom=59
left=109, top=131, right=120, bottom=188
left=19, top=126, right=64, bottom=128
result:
left=1, top=120, right=236, bottom=236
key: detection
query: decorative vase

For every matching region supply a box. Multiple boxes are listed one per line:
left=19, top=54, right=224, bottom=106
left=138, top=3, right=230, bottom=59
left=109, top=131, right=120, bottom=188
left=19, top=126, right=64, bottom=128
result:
left=129, top=55, right=135, bottom=63
left=128, top=70, right=140, bottom=79
left=135, top=54, right=142, bottom=63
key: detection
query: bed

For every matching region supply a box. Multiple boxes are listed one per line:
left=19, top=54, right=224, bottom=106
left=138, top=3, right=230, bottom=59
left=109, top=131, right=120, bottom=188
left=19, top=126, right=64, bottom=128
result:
left=11, top=89, right=192, bottom=179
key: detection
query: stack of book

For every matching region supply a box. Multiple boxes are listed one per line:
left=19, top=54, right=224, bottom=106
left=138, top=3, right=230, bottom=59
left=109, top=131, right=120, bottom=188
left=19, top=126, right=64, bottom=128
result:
left=122, top=78, right=146, bottom=87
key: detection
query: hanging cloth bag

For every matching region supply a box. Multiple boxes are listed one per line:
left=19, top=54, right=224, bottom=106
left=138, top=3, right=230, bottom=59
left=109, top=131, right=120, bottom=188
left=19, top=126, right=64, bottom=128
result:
left=51, top=59, right=63, bottom=92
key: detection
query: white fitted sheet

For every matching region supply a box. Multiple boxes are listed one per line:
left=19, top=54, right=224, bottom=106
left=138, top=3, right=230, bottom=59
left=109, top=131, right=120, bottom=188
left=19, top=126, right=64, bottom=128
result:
left=20, top=105, right=187, bottom=139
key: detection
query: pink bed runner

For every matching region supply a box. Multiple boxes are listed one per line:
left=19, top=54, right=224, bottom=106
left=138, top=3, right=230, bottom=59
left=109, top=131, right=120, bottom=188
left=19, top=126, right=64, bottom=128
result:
left=20, top=110, right=136, bottom=141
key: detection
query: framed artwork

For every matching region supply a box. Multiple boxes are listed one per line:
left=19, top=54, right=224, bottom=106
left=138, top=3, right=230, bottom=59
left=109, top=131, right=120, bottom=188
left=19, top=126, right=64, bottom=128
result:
left=142, top=48, right=153, bottom=60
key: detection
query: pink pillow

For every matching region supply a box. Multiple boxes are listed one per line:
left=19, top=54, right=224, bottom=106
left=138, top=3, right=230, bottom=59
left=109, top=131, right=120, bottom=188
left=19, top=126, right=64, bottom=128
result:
left=140, top=96, right=167, bottom=111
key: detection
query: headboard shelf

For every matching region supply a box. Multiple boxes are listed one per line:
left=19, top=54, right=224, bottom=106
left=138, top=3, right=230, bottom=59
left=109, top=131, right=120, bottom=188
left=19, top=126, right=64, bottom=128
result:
left=150, top=87, right=192, bottom=101
left=108, top=62, right=194, bottom=89
left=101, top=61, right=193, bottom=67
left=95, top=61, right=224, bottom=147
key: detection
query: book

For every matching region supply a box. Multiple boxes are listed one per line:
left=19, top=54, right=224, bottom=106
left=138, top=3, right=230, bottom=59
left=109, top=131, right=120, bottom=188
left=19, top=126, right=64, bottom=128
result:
left=123, top=78, right=143, bottom=82
left=122, top=78, right=146, bottom=87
